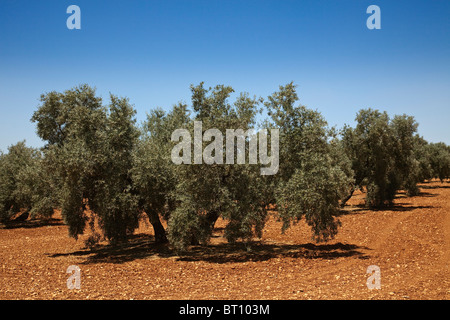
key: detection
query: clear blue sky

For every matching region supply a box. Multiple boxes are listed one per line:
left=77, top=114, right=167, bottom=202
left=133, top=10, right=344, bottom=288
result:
left=1, top=0, right=449, bottom=151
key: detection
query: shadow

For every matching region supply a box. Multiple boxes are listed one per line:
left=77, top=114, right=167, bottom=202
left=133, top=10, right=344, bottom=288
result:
left=48, top=232, right=370, bottom=265
left=415, top=191, right=438, bottom=198
left=340, top=203, right=435, bottom=215
left=175, top=241, right=370, bottom=264
left=394, top=191, right=438, bottom=199
left=211, top=227, right=225, bottom=238
left=1, top=218, right=64, bottom=229
left=48, top=233, right=176, bottom=264
left=384, top=204, right=435, bottom=212
left=420, top=184, right=450, bottom=189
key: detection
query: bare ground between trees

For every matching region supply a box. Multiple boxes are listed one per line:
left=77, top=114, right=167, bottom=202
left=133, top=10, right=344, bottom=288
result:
left=0, top=181, right=449, bottom=300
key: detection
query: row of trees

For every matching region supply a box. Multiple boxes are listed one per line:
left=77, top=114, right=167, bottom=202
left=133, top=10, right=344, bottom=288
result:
left=1, top=83, right=449, bottom=250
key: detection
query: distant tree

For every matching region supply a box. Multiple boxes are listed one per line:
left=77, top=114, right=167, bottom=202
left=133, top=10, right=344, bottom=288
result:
left=389, top=114, right=420, bottom=196
left=341, top=109, right=395, bottom=207
left=0, top=142, right=45, bottom=223
left=342, top=109, right=422, bottom=207
left=427, top=142, right=450, bottom=182
left=15, top=147, right=61, bottom=219
left=412, top=135, right=433, bottom=183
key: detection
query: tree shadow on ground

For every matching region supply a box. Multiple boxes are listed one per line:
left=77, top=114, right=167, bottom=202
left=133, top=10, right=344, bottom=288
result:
left=49, top=233, right=175, bottom=264
left=1, top=218, right=64, bottom=230
left=48, top=233, right=370, bottom=265
left=339, top=203, right=435, bottom=216
left=420, top=184, right=450, bottom=189
left=178, top=241, right=370, bottom=264
left=339, top=181, right=448, bottom=216
left=394, top=191, right=438, bottom=198
left=339, top=187, right=438, bottom=216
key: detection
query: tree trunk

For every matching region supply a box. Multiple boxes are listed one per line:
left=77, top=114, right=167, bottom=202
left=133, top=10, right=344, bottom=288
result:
left=190, top=209, right=220, bottom=245
left=146, top=211, right=168, bottom=243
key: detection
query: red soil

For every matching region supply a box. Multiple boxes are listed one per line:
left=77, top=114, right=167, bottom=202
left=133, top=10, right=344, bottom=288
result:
left=1, top=181, right=449, bottom=300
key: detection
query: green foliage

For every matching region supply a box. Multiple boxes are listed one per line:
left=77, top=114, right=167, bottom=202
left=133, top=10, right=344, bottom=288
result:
left=131, top=103, right=190, bottom=243
left=342, top=109, right=424, bottom=207
left=0, top=142, right=39, bottom=222
left=412, top=135, right=433, bottom=182
left=409, top=138, right=450, bottom=183
left=390, top=114, right=420, bottom=196
left=89, top=94, right=140, bottom=244
left=25, top=82, right=450, bottom=252
left=31, top=85, right=140, bottom=244
left=166, top=83, right=268, bottom=251
left=427, top=142, right=450, bottom=182
left=16, top=148, right=61, bottom=219
left=276, top=153, right=349, bottom=241
left=345, top=109, right=395, bottom=207
left=265, top=83, right=353, bottom=242
left=0, top=141, right=60, bottom=223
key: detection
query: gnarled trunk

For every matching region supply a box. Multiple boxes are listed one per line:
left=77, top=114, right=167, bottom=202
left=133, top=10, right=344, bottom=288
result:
left=146, top=211, right=168, bottom=243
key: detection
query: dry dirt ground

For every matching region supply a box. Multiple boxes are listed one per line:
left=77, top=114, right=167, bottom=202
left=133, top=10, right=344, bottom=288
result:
left=1, top=181, right=449, bottom=300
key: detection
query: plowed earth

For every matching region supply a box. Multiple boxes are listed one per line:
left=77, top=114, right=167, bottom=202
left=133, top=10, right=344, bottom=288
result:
left=1, top=181, right=449, bottom=300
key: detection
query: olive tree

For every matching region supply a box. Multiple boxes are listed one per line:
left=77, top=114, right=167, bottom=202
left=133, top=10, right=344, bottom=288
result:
left=427, top=142, right=450, bottom=182
left=0, top=142, right=41, bottom=222
left=31, top=85, right=140, bottom=244
left=341, top=109, right=422, bottom=207
left=390, top=114, right=421, bottom=196
left=265, top=83, right=353, bottom=242
left=131, top=103, right=190, bottom=243
left=166, top=83, right=269, bottom=251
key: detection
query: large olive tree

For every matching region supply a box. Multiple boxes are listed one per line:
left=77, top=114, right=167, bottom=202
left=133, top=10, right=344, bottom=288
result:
left=31, top=85, right=140, bottom=244
left=265, top=83, right=353, bottom=242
